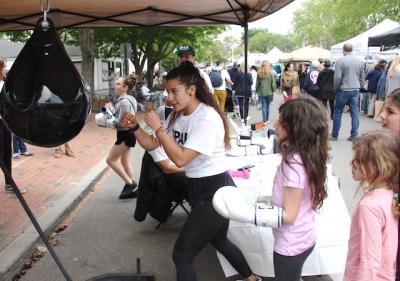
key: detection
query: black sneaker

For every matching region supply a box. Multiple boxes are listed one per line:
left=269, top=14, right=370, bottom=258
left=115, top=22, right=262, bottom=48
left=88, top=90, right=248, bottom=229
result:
left=118, top=182, right=138, bottom=200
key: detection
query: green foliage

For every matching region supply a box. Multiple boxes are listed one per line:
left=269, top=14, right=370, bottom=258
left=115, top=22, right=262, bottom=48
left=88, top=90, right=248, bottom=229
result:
left=247, top=28, right=294, bottom=53
left=292, top=0, right=400, bottom=48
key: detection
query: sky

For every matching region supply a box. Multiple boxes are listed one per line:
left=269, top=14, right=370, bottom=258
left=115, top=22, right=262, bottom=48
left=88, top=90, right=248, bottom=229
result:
left=221, top=0, right=304, bottom=40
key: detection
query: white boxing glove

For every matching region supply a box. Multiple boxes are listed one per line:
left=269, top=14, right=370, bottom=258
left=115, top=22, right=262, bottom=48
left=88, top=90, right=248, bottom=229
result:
left=213, top=186, right=284, bottom=228
left=213, top=186, right=255, bottom=223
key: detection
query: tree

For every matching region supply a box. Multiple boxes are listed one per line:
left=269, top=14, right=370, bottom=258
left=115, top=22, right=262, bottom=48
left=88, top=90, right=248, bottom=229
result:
left=247, top=29, right=294, bottom=53
left=292, top=0, right=400, bottom=48
left=95, top=26, right=225, bottom=87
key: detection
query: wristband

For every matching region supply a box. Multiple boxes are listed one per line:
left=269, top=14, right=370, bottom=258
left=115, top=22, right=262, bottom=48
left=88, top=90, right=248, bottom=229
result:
left=132, top=123, right=140, bottom=132
left=155, top=125, right=164, bottom=136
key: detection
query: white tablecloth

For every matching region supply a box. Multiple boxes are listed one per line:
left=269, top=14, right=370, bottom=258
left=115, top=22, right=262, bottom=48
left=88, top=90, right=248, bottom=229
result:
left=217, top=154, right=350, bottom=277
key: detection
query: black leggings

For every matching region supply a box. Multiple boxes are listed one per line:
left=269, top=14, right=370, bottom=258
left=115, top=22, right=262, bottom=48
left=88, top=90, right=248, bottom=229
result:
left=273, top=244, right=315, bottom=281
left=172, top=172, right=253, bottom=281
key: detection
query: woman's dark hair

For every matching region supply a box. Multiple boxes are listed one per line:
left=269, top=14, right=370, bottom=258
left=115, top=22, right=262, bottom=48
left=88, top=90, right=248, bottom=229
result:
left=277, top=96, right=329, bottom=210
left=165, top=61, right=231, bottom=148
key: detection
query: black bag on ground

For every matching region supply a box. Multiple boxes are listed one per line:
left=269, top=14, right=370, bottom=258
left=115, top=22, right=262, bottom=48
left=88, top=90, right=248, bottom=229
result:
left=210, top=69, right=223, bottom=88
left=1, top=18, right=91, bottom=147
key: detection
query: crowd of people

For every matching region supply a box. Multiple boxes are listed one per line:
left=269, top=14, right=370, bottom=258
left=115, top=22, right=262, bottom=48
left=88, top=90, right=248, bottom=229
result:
left=2, top=40, right=399, bottom=281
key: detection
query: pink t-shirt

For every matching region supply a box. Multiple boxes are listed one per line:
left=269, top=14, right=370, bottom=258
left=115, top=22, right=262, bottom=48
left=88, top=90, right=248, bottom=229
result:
left=344, top=188, right=398, bottom=281
left=271, top=154, right=316, bottom=256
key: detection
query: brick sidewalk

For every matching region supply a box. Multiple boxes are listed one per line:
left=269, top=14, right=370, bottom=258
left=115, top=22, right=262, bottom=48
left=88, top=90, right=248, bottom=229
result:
left=0, top=113, right=115, bottom=252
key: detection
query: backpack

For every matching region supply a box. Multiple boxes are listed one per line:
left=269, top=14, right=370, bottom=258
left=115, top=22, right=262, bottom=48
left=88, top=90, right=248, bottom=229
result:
left=210, top=69, right=223, bottom=88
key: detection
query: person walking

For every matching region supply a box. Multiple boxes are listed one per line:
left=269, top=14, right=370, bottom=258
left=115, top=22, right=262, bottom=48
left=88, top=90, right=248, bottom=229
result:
left=317, top=59, right=335, bottom=119
left=233, top=64, right=253, bottom=124
left=121, top=62, right=260, bottom=281
left=256, top=60, right=276, bottom=125
left=331, top=43, right=365, bottom=141
left=107, top=68, right=116, bottom=102
left=106, top=74, right=139, bottom=200
left=211, top=59, right=232, bottom=112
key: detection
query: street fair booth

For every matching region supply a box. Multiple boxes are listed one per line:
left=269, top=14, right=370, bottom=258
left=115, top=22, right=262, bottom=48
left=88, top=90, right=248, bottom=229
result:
left=330, top=18, right=399, bottom=60
left=0, top=1, right=296, bottom=280
left=368, top=26, right=400, bottom=51
left=280, top=46, right=331, bottom=62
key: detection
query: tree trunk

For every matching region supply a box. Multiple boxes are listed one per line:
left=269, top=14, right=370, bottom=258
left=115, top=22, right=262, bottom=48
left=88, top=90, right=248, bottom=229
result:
left=79, top=29, right=95, bottom=97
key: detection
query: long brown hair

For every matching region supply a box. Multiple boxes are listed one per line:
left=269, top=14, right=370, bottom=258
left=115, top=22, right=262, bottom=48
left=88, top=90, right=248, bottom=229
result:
left=165, top=62, right=231, bottom=148
left=351, top=131, right=400, bottom=217
left=277, top=96, right=329, bottom=210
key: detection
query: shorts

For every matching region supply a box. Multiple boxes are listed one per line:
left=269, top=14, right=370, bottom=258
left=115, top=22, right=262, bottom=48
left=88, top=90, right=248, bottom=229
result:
left=115, top=129, right=136, bottom=147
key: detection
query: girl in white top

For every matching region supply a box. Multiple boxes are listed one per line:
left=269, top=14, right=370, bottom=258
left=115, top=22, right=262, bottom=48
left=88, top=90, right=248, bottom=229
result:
left=121, top=62, right=259, bottom=281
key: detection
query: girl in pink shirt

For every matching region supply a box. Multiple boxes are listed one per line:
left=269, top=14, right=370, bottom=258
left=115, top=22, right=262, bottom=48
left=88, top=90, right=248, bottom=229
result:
left=344, top=131, right=399, bottom=281
left=271, top=96, right=329, bottom=281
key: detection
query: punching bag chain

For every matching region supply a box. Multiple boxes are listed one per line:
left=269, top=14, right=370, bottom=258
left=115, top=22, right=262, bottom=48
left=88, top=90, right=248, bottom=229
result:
left=40, top=0, right=51, bottom=31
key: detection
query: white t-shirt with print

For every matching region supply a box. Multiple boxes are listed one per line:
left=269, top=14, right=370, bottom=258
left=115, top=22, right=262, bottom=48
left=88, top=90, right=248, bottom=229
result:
left=164, top=103, right=226, bottom=178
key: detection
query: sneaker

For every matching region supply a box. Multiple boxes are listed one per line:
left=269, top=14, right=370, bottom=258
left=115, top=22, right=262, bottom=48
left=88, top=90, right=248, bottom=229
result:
left=21, top=151, right=34, bottom=156
left=118, top=181, right=138, bottom=200
left=246, top=116, right=251, bottom=120
left=5, top=184, right=27, bottom=194
left=12, top=153, right=20, bottom=159
left=330, top=136, right=338, bottom=141
left=54, top=149, right=62, bottom=158
left=347, top=136, right=357, bottom=142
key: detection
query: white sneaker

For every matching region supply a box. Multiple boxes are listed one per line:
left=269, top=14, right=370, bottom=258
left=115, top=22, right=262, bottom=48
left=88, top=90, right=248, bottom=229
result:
left=241, top=119, right=245, bottom=123
left=246, top=116, right=251, bottom=120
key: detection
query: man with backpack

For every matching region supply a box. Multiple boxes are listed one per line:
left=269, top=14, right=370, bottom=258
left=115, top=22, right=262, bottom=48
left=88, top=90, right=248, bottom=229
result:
left=210, top=60, right=232, bottom=112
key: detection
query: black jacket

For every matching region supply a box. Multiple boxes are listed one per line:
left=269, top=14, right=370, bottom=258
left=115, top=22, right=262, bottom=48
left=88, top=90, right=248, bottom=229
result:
left=134, top=152, right=189, bottom=223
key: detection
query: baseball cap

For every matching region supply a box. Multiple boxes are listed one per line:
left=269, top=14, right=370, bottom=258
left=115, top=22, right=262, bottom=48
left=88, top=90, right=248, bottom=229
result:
left=176, top=45, right=195, bottom=56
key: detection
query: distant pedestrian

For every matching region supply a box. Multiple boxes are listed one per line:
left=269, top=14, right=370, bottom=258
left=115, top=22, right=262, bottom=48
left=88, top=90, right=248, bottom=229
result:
left=303, top=60, right=320, bottom=99
left=233, top=64, right=253, bottom=124
left=250, top=65, right=258, bottom=105
left=12, top=134, right=33, bottom=159
left=256, top=60, right=276, bottom=124
left=317, top=59, right=335, bottom=119
left=281, top=62, right=300, bottom=97
left=211, top=60, right=232, bottom=112
left=108, top=68, right=116, bottom=102
left=331, top=43, right=365, bottom=141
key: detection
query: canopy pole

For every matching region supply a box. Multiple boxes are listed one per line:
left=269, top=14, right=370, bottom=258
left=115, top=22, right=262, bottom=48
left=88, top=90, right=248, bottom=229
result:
left=243, top=9, right=249, bottom=125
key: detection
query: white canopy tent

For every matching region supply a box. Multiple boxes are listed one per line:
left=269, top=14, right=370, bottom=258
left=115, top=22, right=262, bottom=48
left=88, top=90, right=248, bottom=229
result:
left=330, top=19, right=399, bottom=60
left=265, top=47, right=286, bottom=63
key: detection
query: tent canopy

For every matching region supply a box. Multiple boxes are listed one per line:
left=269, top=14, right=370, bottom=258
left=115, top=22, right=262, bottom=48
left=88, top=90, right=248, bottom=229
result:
left=0, top=0, right=293, bottom=31
left=330, top=19, right=399, bottom=59
left=265, top=47, right=285, bottom=63
left=280, top=46, right=331, bottom=62
left=368, top=26, right=400, bottom=50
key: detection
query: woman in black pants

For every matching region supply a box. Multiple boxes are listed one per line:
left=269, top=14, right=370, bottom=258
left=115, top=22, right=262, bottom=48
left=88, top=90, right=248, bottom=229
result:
left=121, top=62, right=259, bottom=281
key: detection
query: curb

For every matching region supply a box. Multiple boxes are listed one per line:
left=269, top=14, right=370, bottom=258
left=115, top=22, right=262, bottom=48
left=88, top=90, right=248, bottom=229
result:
left=0, top=158, right=109, bottom=281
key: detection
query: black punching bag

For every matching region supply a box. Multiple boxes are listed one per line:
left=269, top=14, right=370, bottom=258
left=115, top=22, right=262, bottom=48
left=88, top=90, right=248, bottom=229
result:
left=1, top=18, right=91, bottom=147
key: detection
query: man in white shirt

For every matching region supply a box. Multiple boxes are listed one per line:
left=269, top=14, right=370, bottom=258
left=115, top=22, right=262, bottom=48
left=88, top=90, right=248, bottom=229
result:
left=176, top=45, right=214, bottom=95
left=212, top=60, right=232, bottom=112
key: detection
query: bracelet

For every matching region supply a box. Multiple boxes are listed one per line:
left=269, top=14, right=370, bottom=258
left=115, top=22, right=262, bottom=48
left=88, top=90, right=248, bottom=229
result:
left=132, top=123, right=140, bottom=132
left=155, top=125, right=164, bottom=136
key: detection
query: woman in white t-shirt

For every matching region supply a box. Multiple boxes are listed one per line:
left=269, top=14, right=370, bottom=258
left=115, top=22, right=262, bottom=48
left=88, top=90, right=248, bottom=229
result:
left=121, top=62, right=259, bottom=281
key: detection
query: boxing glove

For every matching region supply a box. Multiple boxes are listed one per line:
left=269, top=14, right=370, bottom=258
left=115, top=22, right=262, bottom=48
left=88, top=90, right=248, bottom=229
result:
left=213, top=186, right=284, bottom=228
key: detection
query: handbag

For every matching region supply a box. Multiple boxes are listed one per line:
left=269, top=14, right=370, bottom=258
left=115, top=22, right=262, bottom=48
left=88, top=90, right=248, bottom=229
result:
left=373, top=100, right=385, bottom=122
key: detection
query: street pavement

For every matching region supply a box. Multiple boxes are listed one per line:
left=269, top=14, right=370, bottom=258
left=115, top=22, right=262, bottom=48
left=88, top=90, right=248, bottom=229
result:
left=0, top=93, right=381, bottom=281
